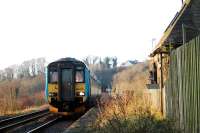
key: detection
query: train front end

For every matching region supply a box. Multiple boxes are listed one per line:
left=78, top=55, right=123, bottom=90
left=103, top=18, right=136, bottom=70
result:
left=45, top=58, right=89, bottom=115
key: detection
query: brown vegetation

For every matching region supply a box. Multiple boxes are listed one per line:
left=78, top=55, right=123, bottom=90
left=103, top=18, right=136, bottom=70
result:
left=0, top=58, right=46, bottom=115
left=112, top=62, right=149, bottom=94
left=89, top=93, right=180, bottom=133
left=0, top=75, right=46, bottom=115
left=83, top=61, right=180, bottom=133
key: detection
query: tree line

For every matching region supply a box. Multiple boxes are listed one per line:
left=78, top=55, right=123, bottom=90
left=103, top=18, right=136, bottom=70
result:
left=83, top=56, right=118, bottom=70
left=83, top=56, right=118, bottom=90
left=0, top=58, right=46, bottom=81
left=0, top=57, right=46, bottom=114
left=0, top=56, right=118, bottom=81
left=0, top=56, right=118, bottom=114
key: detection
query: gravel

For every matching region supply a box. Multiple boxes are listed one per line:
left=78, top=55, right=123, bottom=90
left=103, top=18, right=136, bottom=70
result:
left=42, top=117, right=74, bottom=133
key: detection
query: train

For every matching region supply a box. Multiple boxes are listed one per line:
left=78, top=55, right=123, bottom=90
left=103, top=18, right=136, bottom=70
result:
left=45, top=57, right=102, bottom=115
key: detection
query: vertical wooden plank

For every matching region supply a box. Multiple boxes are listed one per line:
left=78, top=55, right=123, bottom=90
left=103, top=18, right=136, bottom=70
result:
left=178, top=47, right=181, bottom=129
left=190, top=39, right=195, bottom=132
left=180, top=45, right=185, bottom=131
left=177, top=47, right=182, bottom=129
left=192, top=39, right=196, bottom=132
left=195, top=37, right=199, bottom=132
left=170, top=53, right=173, bottom=118
left=194, top=37, right=197, bottom=132
left=170, top=51, right=174, bottom=119
left=191, top=40, right=194, bottom=132
left=167, top=52, right=172, bottom=118
left=172, top=50, right=176, bottom=119
left=181, top=46, right=185, bottom=130
left=166, top=36, right=200, bottom=132
left=174, top=51, right=178, bottom=121
left=168, top=53, right=172, bottom=118
left=195, top=36, right=200, bottom=132
left=171, top=51, right=174, bottom=119
left=189, top=40, right=193, bottom=132
left=193, top=39, right=196, bottom=132
left=186, top=40, right=191, bottom=132
left=183, top=43, right=187, bottom=132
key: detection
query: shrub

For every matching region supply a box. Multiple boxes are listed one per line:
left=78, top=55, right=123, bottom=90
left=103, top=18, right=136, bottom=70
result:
left=0, top=75, right=46, bottom=115
left=88, top=92, right=181, bottom=133
left=112, top=62, right=149, bottom=94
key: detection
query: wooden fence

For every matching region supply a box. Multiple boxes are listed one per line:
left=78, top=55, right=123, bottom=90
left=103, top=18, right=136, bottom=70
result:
left=166, top=36, right=200, bottom=132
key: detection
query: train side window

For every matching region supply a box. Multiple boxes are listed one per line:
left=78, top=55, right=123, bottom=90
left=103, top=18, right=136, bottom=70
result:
left=49, top=71, right=58, bottom=83
left=75, top=70, right=84, bottom=83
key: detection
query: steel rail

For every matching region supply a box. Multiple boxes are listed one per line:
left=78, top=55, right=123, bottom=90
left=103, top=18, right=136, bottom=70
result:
left=0, top=109, right=49, bottom=125
left=0, top=109, right=49, bottom=132
left=27, top=117, right=60, bottom=133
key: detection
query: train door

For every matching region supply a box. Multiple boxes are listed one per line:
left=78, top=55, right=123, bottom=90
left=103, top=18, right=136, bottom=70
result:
left=61, top=69, right=74, bottom=101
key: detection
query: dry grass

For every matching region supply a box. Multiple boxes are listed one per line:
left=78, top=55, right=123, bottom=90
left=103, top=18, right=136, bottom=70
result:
left=0, top=104, right=49, bottom=116
left=81, top=62, right=181, bottom=133
left=0, top=95, right=46, bottom=116
left=86, top=92, right=181, bottom=133
left=112, top=62, right=149, bottom=94
left=0, top=76, right=46, bottom=115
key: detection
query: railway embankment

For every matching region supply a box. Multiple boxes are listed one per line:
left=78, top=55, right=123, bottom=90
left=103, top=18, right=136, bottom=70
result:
left=64, top=93, right=181, bottom=133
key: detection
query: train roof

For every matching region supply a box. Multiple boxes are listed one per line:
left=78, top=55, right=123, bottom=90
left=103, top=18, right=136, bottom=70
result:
left=55, top=57, right=80, bottom=62
left=48, top=57, right=88, bottom=69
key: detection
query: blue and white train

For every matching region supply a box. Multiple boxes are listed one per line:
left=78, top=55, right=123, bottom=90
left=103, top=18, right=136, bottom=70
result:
left=45, top=58, right=101, bottom=115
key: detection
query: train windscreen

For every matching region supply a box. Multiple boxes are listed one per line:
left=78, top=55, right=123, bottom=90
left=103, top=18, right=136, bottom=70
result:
left=75, top=70, right=84, bottom=82
left=49, top=70, right=58, bottom=83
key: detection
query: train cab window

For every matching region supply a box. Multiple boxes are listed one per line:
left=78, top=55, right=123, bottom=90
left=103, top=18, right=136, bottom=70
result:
left=49, top=71, right=58, bottom=83
left=75, top=70, right=84, bottom=83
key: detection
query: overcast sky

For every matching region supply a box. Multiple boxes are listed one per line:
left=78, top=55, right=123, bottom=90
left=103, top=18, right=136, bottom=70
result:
left=0, top=0, right=182, bottom=69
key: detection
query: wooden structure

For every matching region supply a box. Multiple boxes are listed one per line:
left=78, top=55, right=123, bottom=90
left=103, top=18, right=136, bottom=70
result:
left=150, top=0, right=200, bottom=132
left=166, top=37, right=200, bottom=132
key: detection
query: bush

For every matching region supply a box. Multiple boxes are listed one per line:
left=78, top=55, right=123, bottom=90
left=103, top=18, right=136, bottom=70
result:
left=112, top=62, right=149, bottom=94
left=88, top=92, right=181, bottom=133
left=0, top=75, right=46, bottom=115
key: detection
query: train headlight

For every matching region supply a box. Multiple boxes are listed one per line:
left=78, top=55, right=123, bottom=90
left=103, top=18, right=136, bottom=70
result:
left=49, top=92, right=57, bottom=97
left=79, top=92, right=85, bottom=96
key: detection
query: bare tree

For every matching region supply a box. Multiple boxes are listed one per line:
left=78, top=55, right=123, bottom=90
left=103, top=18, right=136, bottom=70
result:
left=83, top=56, right=90, bottom=66
left=112, top=57, right=118, bottom=68
left=17, top=65, right=25, bottom=79
left=21, top=61, right=31, bottom=78
left=10, top=65, right=19, bottom=79
left=92, top=56, right=99, bottom=64
left=5, top=67, right=14, bottom=80
left=0, top=70, right=5, bottom=81
left=104, top=57, right=111, bottom=69
left=83, top=56, right=100, bottom=65
left=30, top=59, right=36, bottom=77
left=36, top=58, right=46, bottom=74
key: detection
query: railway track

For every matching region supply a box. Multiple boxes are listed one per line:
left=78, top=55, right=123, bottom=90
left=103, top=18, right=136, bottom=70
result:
left=0, top=109, right=49, bottom=132
left=0, top=108, right=83, bottom=132
left=27, top=117, right=60, bottom=133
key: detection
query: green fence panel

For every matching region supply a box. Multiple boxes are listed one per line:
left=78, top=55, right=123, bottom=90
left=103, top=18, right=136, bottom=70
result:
left=166, top=36, right=200, bottom=132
